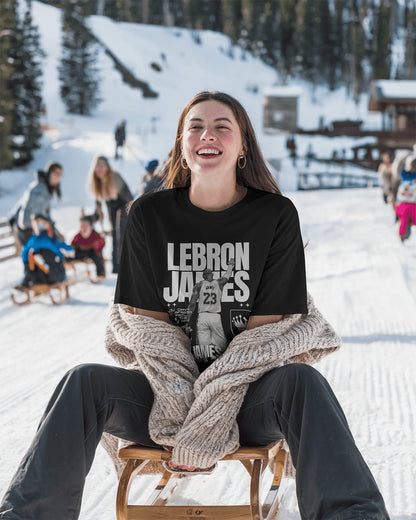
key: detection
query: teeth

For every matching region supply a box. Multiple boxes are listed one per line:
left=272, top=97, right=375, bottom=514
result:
left=197, top=149, right=220, bottom=155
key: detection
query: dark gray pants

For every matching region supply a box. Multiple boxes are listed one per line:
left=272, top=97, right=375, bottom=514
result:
left=0, top=363, right=389, bottom=520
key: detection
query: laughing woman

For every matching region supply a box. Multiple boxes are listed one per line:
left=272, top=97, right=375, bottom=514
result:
left=0, top=92, right=389, bottom=520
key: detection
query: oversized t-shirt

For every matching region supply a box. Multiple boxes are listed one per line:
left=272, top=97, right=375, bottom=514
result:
left=115, top=187, right=307, bottom=371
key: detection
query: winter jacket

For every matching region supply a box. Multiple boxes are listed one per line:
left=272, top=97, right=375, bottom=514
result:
left=103, top=293, right=341, bottom=474
left=71, top=230, right=105, bottom=253
left=97, top=172, right=133, bottom=229
left=22, top=233, right=73, bottom=263
left=115, top=125, right=126, bottom=146
left=9, top=171, right=53, bottom=231
left=396, top=169, right=416, bottom=204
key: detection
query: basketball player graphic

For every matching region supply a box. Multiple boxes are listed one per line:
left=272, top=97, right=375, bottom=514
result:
left=187, top=258, right=235, bottom=363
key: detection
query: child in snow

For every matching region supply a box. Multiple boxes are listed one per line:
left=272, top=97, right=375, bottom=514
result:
left=71, top=215, right=106, bottom=279
left=395, top=155, right=416, bottom=241
left=20, top=214, right=74, bottom=287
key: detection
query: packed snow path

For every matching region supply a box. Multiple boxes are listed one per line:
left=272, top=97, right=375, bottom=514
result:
left=0, top=187, right=415, bottom=519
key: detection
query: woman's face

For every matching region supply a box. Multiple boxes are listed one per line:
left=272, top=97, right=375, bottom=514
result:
left=49, top=168, right=62, bottom=186
left=95, top=160, right=108, bottom=178
left=182, top=100, right=244, bottom=181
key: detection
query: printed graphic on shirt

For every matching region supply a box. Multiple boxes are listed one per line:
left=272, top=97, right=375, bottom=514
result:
left=163, top=242, right=250, bottom=365
left=397, top=179, right=416, bottom=203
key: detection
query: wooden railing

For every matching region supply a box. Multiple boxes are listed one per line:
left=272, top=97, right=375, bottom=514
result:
left=298, top=171, right=379, bottom=190
left=0, top=218, right=20, bottom=262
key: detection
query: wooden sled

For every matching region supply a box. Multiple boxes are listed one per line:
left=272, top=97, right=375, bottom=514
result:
left=116, top=441, right=288, bottom=520
left=10, top=281, right=71, bottom=306
left=65, top=258, right=106, bottom=284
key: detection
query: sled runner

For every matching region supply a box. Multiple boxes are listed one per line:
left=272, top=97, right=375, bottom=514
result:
left=10, top=281, right=71, bottom=306
left=116, top=440, right=288, bottom=520
left=65, top=258, right=106, bottom=284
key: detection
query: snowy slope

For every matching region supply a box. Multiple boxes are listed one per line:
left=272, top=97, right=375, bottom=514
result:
left=1, top=189, right=415, bottom=519
left=1, top=1, right=415, bottom=518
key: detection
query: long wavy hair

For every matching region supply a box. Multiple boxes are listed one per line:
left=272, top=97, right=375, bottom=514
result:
left=88, top=156, right=119, bottom=201
left=163, top=91, right=281, bottom=194
left=45, top=162, right=62, bottom=199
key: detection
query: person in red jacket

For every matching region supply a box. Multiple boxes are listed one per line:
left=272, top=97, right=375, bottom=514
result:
left=71, top=215, right=105, bottom=279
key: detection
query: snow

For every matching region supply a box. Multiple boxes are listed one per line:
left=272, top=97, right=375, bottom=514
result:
left=1, top=2, right=416, bottom=518
left=373, top=79, right=416, bottom=99
left=263, top=85, right=303, bottom=97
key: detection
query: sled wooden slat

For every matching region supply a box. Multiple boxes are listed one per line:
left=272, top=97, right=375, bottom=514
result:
left=116, top=441, right=288, bottom=520
left=65, top=258, right=106, bottom=284
left=125, top=505, right=251, bottom=519
left=10, top=281, right=71, bottom=306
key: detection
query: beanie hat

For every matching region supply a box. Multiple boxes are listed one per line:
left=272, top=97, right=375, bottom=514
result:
left=80, top=214, right=97, bottom=226
left=31, top=213, right=51, bottom=223
left=405, top=154, right=416, bottom=172
left=146, top=159, right=159, bottom=174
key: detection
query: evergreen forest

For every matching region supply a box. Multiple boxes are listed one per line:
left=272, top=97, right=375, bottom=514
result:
left=1, top=0, right=416, bottom=169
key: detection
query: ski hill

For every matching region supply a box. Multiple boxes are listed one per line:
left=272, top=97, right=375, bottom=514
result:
left=0, top=2, right=415, bottom=519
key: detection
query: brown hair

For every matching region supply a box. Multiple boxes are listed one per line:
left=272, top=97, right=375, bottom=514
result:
left=46, top=162, right=63, bottom=175
left=45, top=161, right=63, bottom=199
left=88, top=155, right=119, bottom=201
left=163, top=91, right=281, bottom=194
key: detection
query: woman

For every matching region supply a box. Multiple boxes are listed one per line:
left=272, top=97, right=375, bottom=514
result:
left=8, top=162, right=63, bottom=247
left=88, top=156, right=133, bottom=273
left=377, top=152, right=393, bottom=204
left=0, top=92, right=389, bottom=520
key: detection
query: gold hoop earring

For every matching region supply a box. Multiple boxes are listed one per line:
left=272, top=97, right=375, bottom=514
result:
left=238, top=155, right=246, bottom=169
left=181, top=156, right=189, bottom=169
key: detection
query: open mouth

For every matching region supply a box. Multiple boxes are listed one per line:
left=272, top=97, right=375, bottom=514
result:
left=196, top=148, right=222, bottom=158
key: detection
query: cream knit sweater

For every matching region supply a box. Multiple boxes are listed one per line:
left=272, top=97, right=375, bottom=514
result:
left=104, top=293, right=341, bottom=471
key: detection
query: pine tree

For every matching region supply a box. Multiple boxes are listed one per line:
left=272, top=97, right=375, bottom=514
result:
left=370, top=0, right=391, bottom=79
left=277, top=0, right=298, bottom=77
left=222, top=0, right=243, bottom=44
left=332, top=0, right=346, bottom=89
left=7, top=0, right=44, bottom=166
left=260, top=1, right=280, bottom=68
left=403, top=4, right=416, bottom=78
left=59, top=0, right=101, bottom=115
left=315, top=0, right=337, bottom=88
left=295, top=0, right=318, bottom=84
left=344, top=0, right=367, bottom=102
left=0, top=0, right=15, bottom=170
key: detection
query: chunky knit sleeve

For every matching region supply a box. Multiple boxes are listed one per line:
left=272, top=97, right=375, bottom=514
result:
left=105, top=304, right=199, bottom=446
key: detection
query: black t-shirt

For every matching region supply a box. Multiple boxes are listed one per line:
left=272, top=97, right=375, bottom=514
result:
left=115, top=187, right=307, bottom=371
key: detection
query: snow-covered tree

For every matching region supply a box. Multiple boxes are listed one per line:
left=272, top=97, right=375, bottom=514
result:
left=370, top=0, right=392, bottom=79
left=8, top=0, right=44, bottom=166
left=0, top=1, right=16, bottom=170
left=1, top=0, right=44, bottom=168
left=59, top=0, right=101, bottom=115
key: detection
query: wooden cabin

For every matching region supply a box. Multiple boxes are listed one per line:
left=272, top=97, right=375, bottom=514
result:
left=263, top=86, right=302, bottom=134
left=368, top=80, right=416, bottom=147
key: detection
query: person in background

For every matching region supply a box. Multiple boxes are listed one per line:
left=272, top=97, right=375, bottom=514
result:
left=394, top=155, right=416, bottom=242
left=377, top=152, right=393, bottom=204
left=140, top=159, right=162, bottom=194
left=87, top=155, right=132, bottom=274
left=71, top=215, right=106, bottom=280
left=20, top=214, right=73, bottom=287
left=8, top=162, right=63, bottom=248
left=114, top=120, right=126, bottom=159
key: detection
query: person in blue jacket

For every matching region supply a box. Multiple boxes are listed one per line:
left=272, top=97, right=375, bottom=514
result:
left=20, top=214, right=74, bottom=287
